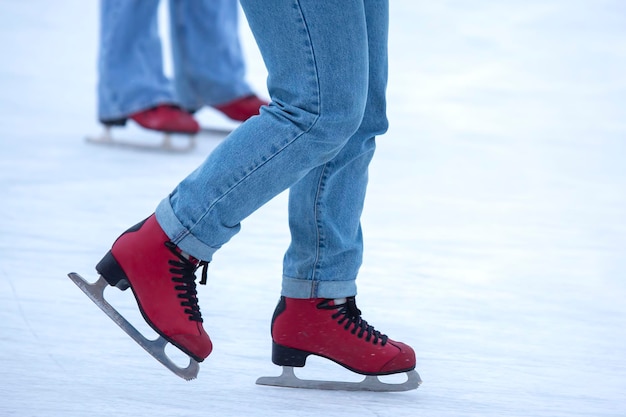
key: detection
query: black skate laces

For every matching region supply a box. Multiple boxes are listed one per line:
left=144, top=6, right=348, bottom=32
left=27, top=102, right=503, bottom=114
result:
left=318, top=297, right=389, bottom=346
left=165, top=241, right=209, bottom=323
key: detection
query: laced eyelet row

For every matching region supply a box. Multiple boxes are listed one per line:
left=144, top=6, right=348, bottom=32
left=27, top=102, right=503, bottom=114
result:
left=317, top=297, right=388, bottom=346
left=165, top=241, right=208, bottom=323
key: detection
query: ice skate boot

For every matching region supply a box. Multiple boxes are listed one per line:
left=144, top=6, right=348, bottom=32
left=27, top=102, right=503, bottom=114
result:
left=213, top=94, right=268, bottom=122
left=68, top=214, right=211, bottom=380
left=89, top=105, right=200, bottom=152
left=96, top=214, right=212, bottom=359
left=256, top=297, right=421, bottom=391
left=128, top=104, right=200, bottom=134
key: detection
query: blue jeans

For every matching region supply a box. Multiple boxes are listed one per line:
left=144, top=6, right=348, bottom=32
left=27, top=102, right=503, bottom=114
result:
left=98, top=0, right=253, bottom=121
left=156, top=0, right=389, bottom=299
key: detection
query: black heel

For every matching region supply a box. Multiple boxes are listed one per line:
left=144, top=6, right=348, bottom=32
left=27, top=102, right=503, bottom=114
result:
left=271, top=342, right=310, bottom=367
left=95, top=250, right=130, bottom=290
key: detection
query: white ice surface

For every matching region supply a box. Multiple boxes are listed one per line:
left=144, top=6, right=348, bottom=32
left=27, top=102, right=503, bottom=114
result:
left=1, top=1, right=625, bottom=416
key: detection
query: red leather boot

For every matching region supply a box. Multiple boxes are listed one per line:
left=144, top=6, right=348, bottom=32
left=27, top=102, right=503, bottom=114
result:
left=130, top=104, right=200, bottom=134
left=270, top=296, right=416, bottom=375
left=96, top=215, right=212, bottom=362
left=213, top=95, right=268, bottom=122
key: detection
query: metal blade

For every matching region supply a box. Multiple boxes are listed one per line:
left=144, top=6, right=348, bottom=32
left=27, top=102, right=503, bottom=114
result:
left=256, top=366, right=422, bottom=392
left=85, top=127, right=196, bottom=153
left=68, top=272, right=200, bottom=380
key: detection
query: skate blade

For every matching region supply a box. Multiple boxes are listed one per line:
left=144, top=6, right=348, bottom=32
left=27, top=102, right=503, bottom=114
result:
left=256, top=366, right=422, bottom=392
left=85, top=129, right=196, bottom=153
left=68, top=272, right=200, bottom=380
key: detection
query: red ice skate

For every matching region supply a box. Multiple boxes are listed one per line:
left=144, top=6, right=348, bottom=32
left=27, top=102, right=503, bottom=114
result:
left=256, top=297, right=421, bottom=391
left=94, top=214, right=212, bottom=362
left=88, top=104, right=200, bottom=152
left=129, top=104, right=200, bottom=134
left=67, top=214, right=211, bottom=379
left=213, top=94, right=268, bottom=122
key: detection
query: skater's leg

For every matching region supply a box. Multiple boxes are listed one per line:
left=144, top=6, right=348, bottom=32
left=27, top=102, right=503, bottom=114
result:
left=98, top=0, right=175, bottom=122
left=155, top=0, right=371, bottom=261
left=269, top=0, right=416, bottom=378
left=168, top=0, right=253, bottom=110
left=281, top=136, right=377, bottom=299
left=281, top=0, right=390, bottom=299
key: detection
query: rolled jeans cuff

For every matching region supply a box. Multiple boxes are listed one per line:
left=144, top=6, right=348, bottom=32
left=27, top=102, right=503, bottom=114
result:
left=155, top=197, right=220, bottom=261
left=281, top=275, right=357, bottom=299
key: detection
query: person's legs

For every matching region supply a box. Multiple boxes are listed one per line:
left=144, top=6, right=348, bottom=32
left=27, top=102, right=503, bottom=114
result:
left=168, top=0, right=253, bottom=110
left=98, top=0, right=415, bottom=374
left=98, top=0, right=369, bottom=362
left=98, top=0, right=175, bottom=122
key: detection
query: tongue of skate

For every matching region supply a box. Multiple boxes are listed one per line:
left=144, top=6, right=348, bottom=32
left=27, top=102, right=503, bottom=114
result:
left=180, top=249, right=209, bottom=285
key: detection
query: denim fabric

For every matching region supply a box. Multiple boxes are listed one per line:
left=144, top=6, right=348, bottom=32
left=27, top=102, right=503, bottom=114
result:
left=98, top=0, right=253, bottom=121
left=156, top=0, right=389, bottom=299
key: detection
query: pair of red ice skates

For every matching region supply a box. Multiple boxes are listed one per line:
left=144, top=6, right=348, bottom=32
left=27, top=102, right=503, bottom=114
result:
left=88, top=96, right=268, bottom=152
left=70, top=215, right=420, bottom=391
left=103, top=95, right=269, bottom=135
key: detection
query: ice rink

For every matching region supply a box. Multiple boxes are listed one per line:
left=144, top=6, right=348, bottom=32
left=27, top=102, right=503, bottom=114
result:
left=1, top=1, right=625, bottom=416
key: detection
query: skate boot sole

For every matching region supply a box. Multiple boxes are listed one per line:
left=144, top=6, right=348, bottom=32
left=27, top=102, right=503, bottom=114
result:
left=258, top=342, right=421, bottom=391
left=271, top=342, right=416, bottom=376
